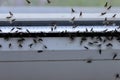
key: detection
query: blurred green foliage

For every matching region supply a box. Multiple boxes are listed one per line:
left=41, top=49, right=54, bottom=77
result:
left=1, top=0, right=120, bottom=6
left=48, top=0, right=120, bottom=6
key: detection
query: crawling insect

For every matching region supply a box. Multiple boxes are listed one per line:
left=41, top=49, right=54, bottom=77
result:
left=90, top=28, right=94, bottom=32
left=18, top=44, right=23, bottom=48
left=84, top=46, right=89, bottom=50
left=6, top=11, right=13, bottom=19
left=47, top=0, right=51, bottom=4
left=80, top=11, right=82, bottom=16
left=16, top=27, right=22, bottom=30
left=103, top=29, right=108, bottom=32
left=107, top=5, right=112, bottom=10
left=26, top=0, right=31, bottom=4
left=17, top=38, right=25, bottom=43
left=69, top=34, right=75, bottom=41
left=0, top=29, right=2, bottom=32
left=70, top=17, right=75, bottom=23
left=97, top=44, right=102, bottom=48
left=112, top=14, right=117, bottom=18
left=72, top=24, right=77, bottom=28
left=6, top=16, right=12, bottom=19
left=104, top=17, right=107, bottom=21
left=51, top=27, right=53, bottom=31
left=26, top=29, right=30, bottom=33
left=54, top=25, right=57, bottom=30
left=93, top=41, right=98, bottom=44
left=106, top=43, right=113, bottom=47
left=37, top=50, right=43, bottom=53
left=113, top=53, right=117, bottom=60
left=0, top=44, right=2, bottom=48
left=104, top=2, right=108, bottom=7
left=38, top=38, right=43, bottom=42
left=86, top=28, right=88, bottom=32
left=71, top=8, right=75, bottom=13
left=15, top=30, right=19, bottom=33
left=98, top=49, right=102, bottom=55
left=80, top=37, right=87, bottom=45
left=8, top=43, right=12, bottom=48
left=86, top=59, right=92, bottom=63
left=103, top=39, right=107, bottom=43
left=29, top=43, right=33, bottom=48
left=11, top=19, right=16, bottom=23
left=33, top=39, right=37, bottom=43
left=88, top=42, right=94, bottom=46
left=12, top=19, right=16, bottom=22
left=101, top=12, right=107, bottom=16
left=9, top=11, right=13, bottom=16
left=10, top=27, right=15, bottom=32
left=71, top=17, right=75, bottom=22
left=43, top=45, right=47, bottom=49
left=114, top=29, right=118, bottom=32
left=115, top=74, right=120, bottom=79
left=97, top=36, right=103, bottom=41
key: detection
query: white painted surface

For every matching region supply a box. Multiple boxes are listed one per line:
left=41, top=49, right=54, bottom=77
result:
left=0, top=37, right=119, bottom=51
left=0, top=26, right=119, bottom=33
left=0, top=51, right=120, bottom=80
left=0, top=13, right=120, bottom=21
left=0, top=37, right=119, bottom=80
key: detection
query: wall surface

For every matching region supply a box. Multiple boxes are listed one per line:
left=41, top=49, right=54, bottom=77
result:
left=0, top=7, right=120, bottom=80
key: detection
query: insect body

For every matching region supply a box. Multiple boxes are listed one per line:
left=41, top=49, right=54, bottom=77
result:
left=104, top=2, right=108, bottom=7
left=47, top=0, right=51, bottom=4
left=37, top=50, right=43, bottom=53
left=71, top=8, right=75, bottom=13
left=26, top=0, right=31, bottom=4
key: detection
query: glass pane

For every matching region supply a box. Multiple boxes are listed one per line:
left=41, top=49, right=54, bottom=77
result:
left=0, top=0, right=119, bottom=6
